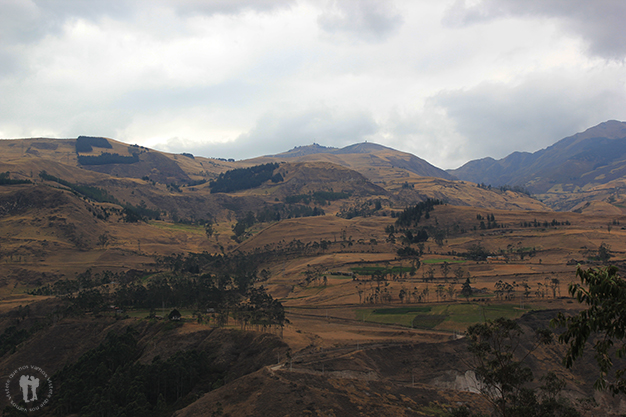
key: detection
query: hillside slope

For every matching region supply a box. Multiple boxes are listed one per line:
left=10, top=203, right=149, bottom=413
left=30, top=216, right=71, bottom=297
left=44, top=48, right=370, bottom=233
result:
left=258, top=141, right=455, bottom=182
left=449, top=120, right=626, bottom=198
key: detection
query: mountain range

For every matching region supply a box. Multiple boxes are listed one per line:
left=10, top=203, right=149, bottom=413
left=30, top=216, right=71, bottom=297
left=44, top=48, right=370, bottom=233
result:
left=258, top=120, right=626, bottom=212
left=448, top=120, right=626, bottom=198
left=1, top=121, right=626, bottom=416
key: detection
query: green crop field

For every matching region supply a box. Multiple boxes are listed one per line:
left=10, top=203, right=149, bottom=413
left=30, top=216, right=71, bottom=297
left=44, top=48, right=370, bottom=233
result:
left=351, top=266, right=414, bottom=275
left=149, top=221, right=205, bottom=235
left=356, top=302, right=533, bottom=331
left=421, top=259, right=465, bottom=264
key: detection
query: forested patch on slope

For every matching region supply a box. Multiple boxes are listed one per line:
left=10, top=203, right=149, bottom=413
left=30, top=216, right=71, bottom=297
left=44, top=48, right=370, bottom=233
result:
left=75, top=136, right=113, bottom=153
left=209, top=163, right=282, bottom=193
left=78, top=152, right=139, bottom=165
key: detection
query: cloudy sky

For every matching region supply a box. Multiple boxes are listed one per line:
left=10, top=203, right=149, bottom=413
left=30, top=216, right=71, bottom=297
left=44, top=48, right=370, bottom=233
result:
left=1, top=0, right=626, bottom=169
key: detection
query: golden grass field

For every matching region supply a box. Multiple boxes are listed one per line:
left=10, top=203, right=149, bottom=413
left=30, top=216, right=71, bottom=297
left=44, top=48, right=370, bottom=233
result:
left=3, top=138, right=626, bottom=416
left=0, top=137, right=622, bottom=351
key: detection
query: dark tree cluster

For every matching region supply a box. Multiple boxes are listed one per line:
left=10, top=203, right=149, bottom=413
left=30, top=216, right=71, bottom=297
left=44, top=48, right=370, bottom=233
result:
left=337, top=199, right=384, bottom=219
left=122, top=201, right=161, bottom=223
left=520, top=219, right=571, bottom=228
left=497, top=184, right=531, bottom=196
left=167, top=183, right=182, bottom=193
left=402, top=228, right=429, bottom=244
left=465, top=318, right=579, bottom=417
left=185, top=178, right=207, bottom=187
left=396, top=246, right=422, bottom=258
left=0, top=326, right=34, bottom=357
left=232, top=205, right=325, bottom=240
left=593, top=243, right=612, bottom=263
left=78, top=152, right=139, bottom=166
left=29, top=269, right=115, bottom=296
left=460, top=243, right=492, bottom=261
left=0, top=172, right=31, bottom=185
left=477, top=213, right=500, bottom=230
left=555, top=265, right=626, bottom=393
left=39, top=171, right=119, bottom=204
left=285, top=191, right=351, bottom=205
left=392, top=199, right=442, bottom=227
left=75, top=136, right=113, bottom=153
left=52, top=328, right=218, bottom=417
left=209, top=163, right=281, bottom=193
left=51, top=255, right=285, bottom=331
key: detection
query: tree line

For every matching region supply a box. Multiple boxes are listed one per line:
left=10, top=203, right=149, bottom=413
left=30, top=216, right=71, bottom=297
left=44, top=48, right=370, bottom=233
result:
left=78, top=152, right=139, bottom=165
left=285, top=190, right=350, bottom=205
left=39, top=170, right=120, bottom=204
left=0, top=172, right=31, bottom=185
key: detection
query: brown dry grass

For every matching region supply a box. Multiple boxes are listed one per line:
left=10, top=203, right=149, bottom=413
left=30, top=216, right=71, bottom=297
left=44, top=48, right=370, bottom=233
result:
left=0, top=137, right=623, bottom=352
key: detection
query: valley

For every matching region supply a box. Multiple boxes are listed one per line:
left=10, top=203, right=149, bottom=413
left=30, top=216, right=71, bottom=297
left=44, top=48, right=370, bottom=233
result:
left=1, top=123, right=626, bottom=415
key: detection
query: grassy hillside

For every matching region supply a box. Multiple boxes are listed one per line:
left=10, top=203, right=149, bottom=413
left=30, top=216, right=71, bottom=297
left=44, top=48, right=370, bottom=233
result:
left=1, top=135, right=626, bottom=415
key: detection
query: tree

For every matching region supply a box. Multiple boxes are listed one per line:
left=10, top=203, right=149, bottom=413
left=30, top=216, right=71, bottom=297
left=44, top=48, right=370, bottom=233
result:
left=554, top=265, right=626, bottom=393
left=441, top=262, right=451, bottom=282
left=398, top=288, right=406, bottom=304
left=461, top=278, right=472, bottom=302
left=435, top=284, right=445, bottom=302
left=454, top=266, right=466, bottom=284
left=596, top=243, right=612, bottom=263
left=205, top=222, right=214, bottom=239
left=97, top=233, right=109, bottom=248
left=426, top=266, right=435, bottom=283
left=466, top=318, right=554, bottom=417
left=549, top=278, right=560, bottom=298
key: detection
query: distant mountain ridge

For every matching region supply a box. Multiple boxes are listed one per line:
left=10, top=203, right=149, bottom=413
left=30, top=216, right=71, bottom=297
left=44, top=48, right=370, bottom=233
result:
left=270, top=143, right=338, bottom=158
left=448, top=120, right=626, bottom=196
left=262, top=141, right=455, bottom=181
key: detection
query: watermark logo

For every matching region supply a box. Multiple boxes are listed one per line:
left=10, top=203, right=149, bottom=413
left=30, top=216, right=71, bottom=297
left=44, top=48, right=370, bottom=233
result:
left=5, top=366, right=53, bottom=412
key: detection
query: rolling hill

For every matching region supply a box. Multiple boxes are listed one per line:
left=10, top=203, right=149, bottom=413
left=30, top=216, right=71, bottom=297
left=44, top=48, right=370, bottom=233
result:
left=2, top=125, right=626, bottom=415
left=258, top=141, right=456, bottom=183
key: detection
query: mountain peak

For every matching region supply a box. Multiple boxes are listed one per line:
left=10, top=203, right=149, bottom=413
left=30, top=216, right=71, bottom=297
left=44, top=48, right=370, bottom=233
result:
left=269, top=143, right=337, bottom=158
left=334, top=142, right=395, bottom=154
left=449, top=120, right=626, bottom=207
left=575, top=119, right=626, bottom=141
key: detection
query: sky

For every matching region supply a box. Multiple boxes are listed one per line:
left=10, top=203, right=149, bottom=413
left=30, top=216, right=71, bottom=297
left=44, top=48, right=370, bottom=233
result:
left=1, top=0, right=626, bottom=169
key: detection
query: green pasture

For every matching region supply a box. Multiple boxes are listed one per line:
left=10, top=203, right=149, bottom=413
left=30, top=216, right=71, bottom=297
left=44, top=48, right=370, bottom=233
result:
left=148, top=221, right=205, bottom=235
left=421, top=259, right=465, bottom=264
left=351, top=266, right=413, bottom=276
left=355, top=302, right=532, bottom=331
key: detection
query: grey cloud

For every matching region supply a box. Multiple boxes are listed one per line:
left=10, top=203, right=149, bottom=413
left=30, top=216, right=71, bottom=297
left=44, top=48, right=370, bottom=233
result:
left=157, top=107, right=380, bottom=160
left=166, top=0, right=296, bottom=17
left=1, top=0, right=295, bottom=45
left=115, top=81, right=263, bottom=113
left=443, top=0, right=626, bottom=59
left=0, top=0, right=297, bottom=76
left=431, top=73, right=626, bottom=163
left=318, top=0, right=404, bottom=42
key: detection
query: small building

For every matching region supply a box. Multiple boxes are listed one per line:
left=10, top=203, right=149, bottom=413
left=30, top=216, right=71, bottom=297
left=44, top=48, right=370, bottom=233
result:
left=168, top=309, right=182, bottom=321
